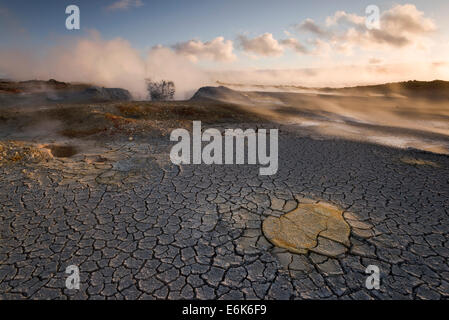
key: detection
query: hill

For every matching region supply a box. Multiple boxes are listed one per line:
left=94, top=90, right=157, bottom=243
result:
left=204, top=80, right=449, bottom=100
left=0, top=79, right=131, bottom=107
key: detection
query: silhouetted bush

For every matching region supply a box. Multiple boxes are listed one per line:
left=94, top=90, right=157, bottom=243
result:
left=146, top=79, right=175, bottom=101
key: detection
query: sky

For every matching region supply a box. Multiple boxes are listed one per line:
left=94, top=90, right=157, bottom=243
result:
left=1, top=0, right=449, bottom=98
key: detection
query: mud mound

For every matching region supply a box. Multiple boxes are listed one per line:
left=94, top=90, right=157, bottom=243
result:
left=81, top=86, right=131, bottom=102
left=263, top=201, right=351, bottom=257
left=0, top=79, right=132, bottom=107
left=0, top=141, right=52, bottom=165
left=190, top=86, right=252, bottom=104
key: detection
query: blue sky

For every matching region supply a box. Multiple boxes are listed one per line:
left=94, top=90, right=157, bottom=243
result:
left=1, top=0, right=449, bottom=97
left=1, top=0, right=447, bottom=49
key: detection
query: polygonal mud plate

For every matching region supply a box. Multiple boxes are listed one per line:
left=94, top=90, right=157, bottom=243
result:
left=263, top=200, right=351, bottom=257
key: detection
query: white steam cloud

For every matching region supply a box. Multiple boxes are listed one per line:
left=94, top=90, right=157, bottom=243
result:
left=211, top=62, right=449, bottom=88
left=0, top=32, right=212, bottom=100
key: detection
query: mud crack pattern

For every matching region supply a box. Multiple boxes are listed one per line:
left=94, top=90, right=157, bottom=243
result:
left=1, top=131, right=449, bottom=300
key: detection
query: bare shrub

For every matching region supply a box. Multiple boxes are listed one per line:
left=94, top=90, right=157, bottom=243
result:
left=146, top=79, right=175, bottom=101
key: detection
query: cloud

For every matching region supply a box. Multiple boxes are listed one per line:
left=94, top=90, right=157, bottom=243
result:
left=297, top=19, right=330, bottom=37
left=338, top=4, right=435, bottom=49
left=369, top=58, right=382, bottom=65
left=382, top=4, right=436, bottom=34
left=310, top=38, right=333, bottom=56
left=106, top=0, right=143, bottom=11
left=326, top=11, right=366, bottom=27
left=237, top=33, right=284, bottom=57
left=279, top=38, right=308, bottom=54
left=172, top=37, right=236, bottom=62
left=293, top=4, right=437, bottom=57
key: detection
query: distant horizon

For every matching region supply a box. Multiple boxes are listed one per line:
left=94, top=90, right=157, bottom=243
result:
left=3, top=77, right=448, bottom=87
left=3, top=77, right=449, bottom=97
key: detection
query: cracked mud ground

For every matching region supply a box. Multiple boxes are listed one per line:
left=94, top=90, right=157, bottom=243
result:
left=0, top=104, right=449, bottom=300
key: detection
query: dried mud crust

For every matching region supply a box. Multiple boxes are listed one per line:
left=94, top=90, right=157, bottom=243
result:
left=0, top=101, right=270, bottom=143
left=262, top=201, right=351, bottom=256
left=0, top=131, right=448, bottom=300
